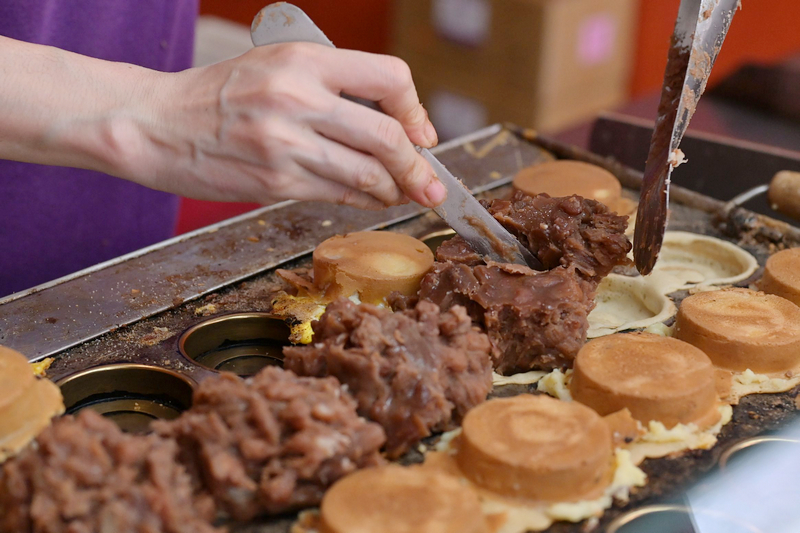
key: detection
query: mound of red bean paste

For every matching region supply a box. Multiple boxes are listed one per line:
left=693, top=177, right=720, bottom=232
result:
left=154, top=367, right=386, bottom=521
left=420, top=191, right=631, bottom=374
left=284, top=299, right=493, bottom=457
left=0, top=410, right=219, bottom=533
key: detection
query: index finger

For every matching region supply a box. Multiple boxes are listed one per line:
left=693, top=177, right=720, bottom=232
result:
left=314, top=47, right=439, bottom=149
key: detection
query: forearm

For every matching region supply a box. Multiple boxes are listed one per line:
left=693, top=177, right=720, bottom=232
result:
left=0, top=35, right=165, bottom=177
left=0, top=38, right=443, bottom=209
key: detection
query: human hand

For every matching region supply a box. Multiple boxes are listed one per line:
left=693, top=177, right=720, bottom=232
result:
left=129, top=43, right=445, bottom=210
left=0, top=38, right=444, bottom=210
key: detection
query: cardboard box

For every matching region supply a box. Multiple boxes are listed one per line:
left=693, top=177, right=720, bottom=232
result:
left=392, top=0, right=638, bottom=137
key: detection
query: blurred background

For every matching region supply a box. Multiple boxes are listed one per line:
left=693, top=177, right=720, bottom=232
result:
left=178, top=0, right=800, bottom=234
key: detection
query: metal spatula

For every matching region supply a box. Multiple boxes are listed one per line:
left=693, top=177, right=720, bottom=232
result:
left=250, top=3, right=543, bottom=270
left=634, top=0, right=739, bottom=275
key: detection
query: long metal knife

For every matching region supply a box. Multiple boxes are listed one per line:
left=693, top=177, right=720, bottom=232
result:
left=634, top=0, right=738, bottom=275
left=251, top=3, right=542, bottom=269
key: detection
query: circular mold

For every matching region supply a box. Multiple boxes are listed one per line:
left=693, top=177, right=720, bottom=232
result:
left=653, top=231, right=759, bottom=290
left=420, top=228, right=456, bottom=255
left=719, top=436, right=800, bottom=472
left=58, top=364, right=194, bottom=434
left=179, top=312, right=291, bottom=377
left=588, top=274, right=677, bottom=338
left=607, top=505, right=761, bottom=533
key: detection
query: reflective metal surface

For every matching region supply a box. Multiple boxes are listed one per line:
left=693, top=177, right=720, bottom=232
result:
left=419, top=228, right=456, bottom=255
left=57, top=364, right=195, bottom=433
left=607, top=505, right=761, bottom=533
left=718, top=436, right=800, bottom=472
left=179, top=313, right=291, bottom=377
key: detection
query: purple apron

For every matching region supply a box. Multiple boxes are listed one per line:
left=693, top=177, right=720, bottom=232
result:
left=0, top=0, right=198, bottom=297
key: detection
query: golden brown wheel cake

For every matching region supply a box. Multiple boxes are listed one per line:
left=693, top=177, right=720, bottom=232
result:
left=313, top=230, right=434, bottom=304
left=273, top=230, right=435, bottom=343
left=318, top=465, right=488, bottom=533
left=570, top=332, right=721, bottom=429
left=674, top=288, right=800, bottom=374
left=513, top=160, right=623, bottom=213
left=455, top=395, right=614, bottom=503
left=0, top=346, right=64, bottom=463
left=758, top=247, right=800, bottom=307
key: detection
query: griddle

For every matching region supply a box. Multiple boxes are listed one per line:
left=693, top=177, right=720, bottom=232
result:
left=2, top=123, right=799, bottom=532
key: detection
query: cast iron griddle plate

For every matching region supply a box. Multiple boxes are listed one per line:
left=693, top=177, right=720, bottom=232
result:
left=21, top=127, right=800, bottom=532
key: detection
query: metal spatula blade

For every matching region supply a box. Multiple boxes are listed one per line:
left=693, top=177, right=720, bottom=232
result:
left=634, top=0, right=739, bottom=275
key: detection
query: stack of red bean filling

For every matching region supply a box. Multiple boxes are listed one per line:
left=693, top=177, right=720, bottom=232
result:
left=284, top=300, right=494, bottom=458
left=0, top=305, right=493, bottom=533
left=0, top=368, right=386, bottom=533
left=0, top=192, right=629, bottom=532
left=415, top=191, right=631, bottom=373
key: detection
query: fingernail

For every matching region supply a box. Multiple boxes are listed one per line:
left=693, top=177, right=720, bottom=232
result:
left=425, top=178, right=446, bottom=206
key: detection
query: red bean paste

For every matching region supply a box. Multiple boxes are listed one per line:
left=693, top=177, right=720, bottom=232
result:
left=421, top=192, right=631, bottom=374
left=284, top=299, right=493, bottom=458
left=0, top=410, right=218, bottom=533
left=154, top=367, right=385, bottom=521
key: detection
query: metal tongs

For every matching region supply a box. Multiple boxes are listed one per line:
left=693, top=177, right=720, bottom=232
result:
left=634, top=0, right=739, bottom=275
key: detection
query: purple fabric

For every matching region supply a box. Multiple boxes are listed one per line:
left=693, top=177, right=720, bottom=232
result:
left=0, top=0, right=199, bottom=297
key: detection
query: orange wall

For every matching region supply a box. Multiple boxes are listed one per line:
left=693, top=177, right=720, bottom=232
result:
left=631, top=0, right=800, bottom=97
left=201, top=1, right=800, bottom=98
left=200, top=0, right=391, bottom=53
